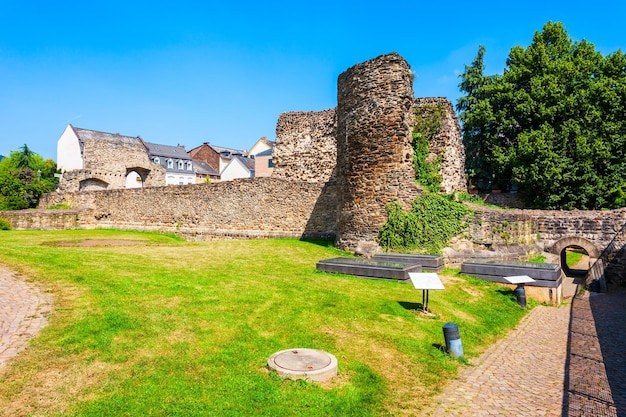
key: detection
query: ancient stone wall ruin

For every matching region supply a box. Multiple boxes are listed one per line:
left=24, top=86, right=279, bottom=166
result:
left=59, top=135, right=164, bottom=192
left=272, top=109, right=337, bottom=182
left=334, top=53, right=420, bottom=251
left=36, top=178, right=337, bottom=239
left=12, top=51, right=624, bottom=274
left=414, top=97, right=466, bottom=194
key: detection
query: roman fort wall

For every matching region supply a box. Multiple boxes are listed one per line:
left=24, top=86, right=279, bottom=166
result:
left=272, top=109, right=337, bottom=183
left=6, top=51, right=623, bottom=282
left=35, top=178, right=337, bottom=239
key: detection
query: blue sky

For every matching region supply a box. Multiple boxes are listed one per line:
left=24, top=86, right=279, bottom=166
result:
left=1, top=1, right=626, bottom=161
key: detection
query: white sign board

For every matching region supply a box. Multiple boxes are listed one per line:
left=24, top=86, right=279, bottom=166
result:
left=503, top=275, right=536, bottom=284
left=408, top=272, right=445, bottom=290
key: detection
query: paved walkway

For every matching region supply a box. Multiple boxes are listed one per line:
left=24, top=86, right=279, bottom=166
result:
left=428, top=284, right=626, bottom=416
left=0, top=266, right=52, bottom=369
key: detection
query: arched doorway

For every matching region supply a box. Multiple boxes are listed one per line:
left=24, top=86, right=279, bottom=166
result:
left=561, top=246, right=591, bottom=277
left=551, top=237, right=600, bottom=277
left=125, top=170, right=143, bottom=188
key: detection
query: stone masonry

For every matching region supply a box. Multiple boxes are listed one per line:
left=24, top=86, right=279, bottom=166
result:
left=335, top=52, right=420, bottom=251
left=414, top=97, right=466, bottom=194
left=272, top=109, right=337, bottom=183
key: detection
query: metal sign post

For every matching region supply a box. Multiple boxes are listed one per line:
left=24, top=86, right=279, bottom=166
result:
left=503, top=275, right=535, bottom=308
left=408, top=272, right=445, bottom=313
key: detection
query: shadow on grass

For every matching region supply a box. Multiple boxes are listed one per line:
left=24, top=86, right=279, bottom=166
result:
left=299, top=238, right=337, bottom=248
left=397, top=301, right=423, bottom=311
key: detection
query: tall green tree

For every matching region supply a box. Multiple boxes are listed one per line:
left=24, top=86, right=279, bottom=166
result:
left=458, top=22, right=626, bottom=209
left=0, top=145, right=59, bottom=210
left=457, top=45, right=500, bottom=191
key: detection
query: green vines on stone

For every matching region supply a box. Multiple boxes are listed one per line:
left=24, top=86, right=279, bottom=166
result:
left=412, top=102, right=444, bottom=192
left=378, top=193, right=474, bottom=254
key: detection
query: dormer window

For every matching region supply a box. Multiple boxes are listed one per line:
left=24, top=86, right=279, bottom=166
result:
left=167, top=159, right=173, bottom=169
left=177, top=160, right=184, bottom=170
left=154, top=157, right=160, bottom=164
left=187, top=162, right=193, bottom=171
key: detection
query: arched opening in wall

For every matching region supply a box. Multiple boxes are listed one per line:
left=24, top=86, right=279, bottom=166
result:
left=126, top=167, right=150, bottom=189
left=560, top=245, right=591, bottom=277
left=79, top=178, right=109, bottom=191
left=125, top=170, right=143, bottom=189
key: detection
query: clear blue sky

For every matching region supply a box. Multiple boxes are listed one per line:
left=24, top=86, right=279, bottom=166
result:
left=2, top=1, right=626, bottom=161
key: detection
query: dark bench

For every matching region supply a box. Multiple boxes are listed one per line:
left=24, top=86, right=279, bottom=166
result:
left=461, top=259, right=562, bottom=288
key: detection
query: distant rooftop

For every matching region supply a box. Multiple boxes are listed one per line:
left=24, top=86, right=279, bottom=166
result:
left=72, top=125, right=144, bottom=147
left=145, top=142, right=191, bottom=159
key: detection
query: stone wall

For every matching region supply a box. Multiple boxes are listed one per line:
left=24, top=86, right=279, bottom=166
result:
left=335, top=53, right=420, bottom=251
left=0, top=209, right=80, bottom=230
left=463, top=206, right=626, bottom=254
left=414, top=97, right=466, bottom=194
left=59, top=136, right=164, bottom=192
left=272, top=109, right=337, bottom=182
left=35, top=177, right=337, bottom=239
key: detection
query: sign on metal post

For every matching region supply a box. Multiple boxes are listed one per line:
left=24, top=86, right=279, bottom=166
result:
left=408, top=272, right=444, bottom=313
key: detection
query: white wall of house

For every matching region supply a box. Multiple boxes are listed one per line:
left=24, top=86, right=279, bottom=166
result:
left=125, top=171, right=143, bottom=188
left=57, top=125, right=83, bottom=171
left=220, top=158, right=252, bottom=181
left=249, top=140, right=271, bottom=157
left=165, top=173, right=195, bottom=185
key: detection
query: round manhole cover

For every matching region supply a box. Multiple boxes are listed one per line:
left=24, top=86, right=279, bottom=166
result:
left=268, top=348, right=338, bottom=382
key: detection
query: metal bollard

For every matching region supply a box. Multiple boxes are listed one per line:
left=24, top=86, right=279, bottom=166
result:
left=514, top=285, right=527, bottom=308
left=442, top=322, right=464, bottom=358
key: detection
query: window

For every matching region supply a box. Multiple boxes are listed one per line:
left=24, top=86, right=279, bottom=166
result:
left=177, top=160, right=184, bottom=170
left=268, top=159, right=274, bottom=168
left=167, top=159, right=173, bottom=169
left=187, top=161, right=193, bottom=171
left=179, top=176, right=184, bottom=185
left=153, top=157, right=160, bottom=164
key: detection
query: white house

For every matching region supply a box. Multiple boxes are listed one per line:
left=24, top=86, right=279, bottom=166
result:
left=144, top=142, right=195, bottom=185
left=220, top=156, right=255, bottom=181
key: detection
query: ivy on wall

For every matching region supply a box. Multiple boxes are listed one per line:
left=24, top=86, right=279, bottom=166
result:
left=412, top=102, right=444, bottom=193
left=378, top=193, right=474, bottom=254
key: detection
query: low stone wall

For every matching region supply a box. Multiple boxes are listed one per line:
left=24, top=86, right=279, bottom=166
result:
left=0, top=209, right=80, bottom=230
left=465, top=206, right=626, bottom=254
left=29, top=177, right=337, bottom=239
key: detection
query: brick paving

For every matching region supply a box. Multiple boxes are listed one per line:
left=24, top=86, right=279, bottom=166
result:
left=427, top=285, right=626, bottom=416
left=0, top=266, right=52, bottom=368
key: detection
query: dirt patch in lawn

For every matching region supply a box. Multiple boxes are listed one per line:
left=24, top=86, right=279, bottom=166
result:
left=43, top=239, right=148, bottom=247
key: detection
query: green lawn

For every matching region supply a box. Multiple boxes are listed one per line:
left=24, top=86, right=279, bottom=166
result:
left=0, top=230, right=528, bottom=416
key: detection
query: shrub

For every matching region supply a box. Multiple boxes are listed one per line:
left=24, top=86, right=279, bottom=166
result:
left=0, top=217, right=11, bottom=230
left=378, top=193, right=474, bottom=254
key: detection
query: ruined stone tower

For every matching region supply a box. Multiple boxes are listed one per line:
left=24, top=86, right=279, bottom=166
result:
left=335, top=53, right=420, bottom=251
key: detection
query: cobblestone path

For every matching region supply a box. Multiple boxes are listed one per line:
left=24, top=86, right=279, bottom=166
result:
left=0, top=266, right=52, bottom=368
left=427, top=287, right=626, bottom=416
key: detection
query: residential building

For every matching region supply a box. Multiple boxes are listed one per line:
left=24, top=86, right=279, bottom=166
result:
left=220, top=155, right=255, bottom=181
left=253, top=148, right=274, bottom=177
left=144, top=142, right=195, bottom=185
left=192, top=159, right=220, bottom=183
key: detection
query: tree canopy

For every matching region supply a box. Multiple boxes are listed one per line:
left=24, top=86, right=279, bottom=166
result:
left=458, top=22, right=626, bottom=209
left=0, top=145, right=59, bottom=210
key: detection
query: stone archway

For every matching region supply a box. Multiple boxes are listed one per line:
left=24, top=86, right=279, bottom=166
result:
left=79, top=177, right=109, bottom=191
left=551, top=237, right=600, bottom=276
left=125, top=170, right=143, bottom=189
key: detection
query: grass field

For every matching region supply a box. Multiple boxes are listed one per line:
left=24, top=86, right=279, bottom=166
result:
left=0, top=229, right=529, bottom=416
